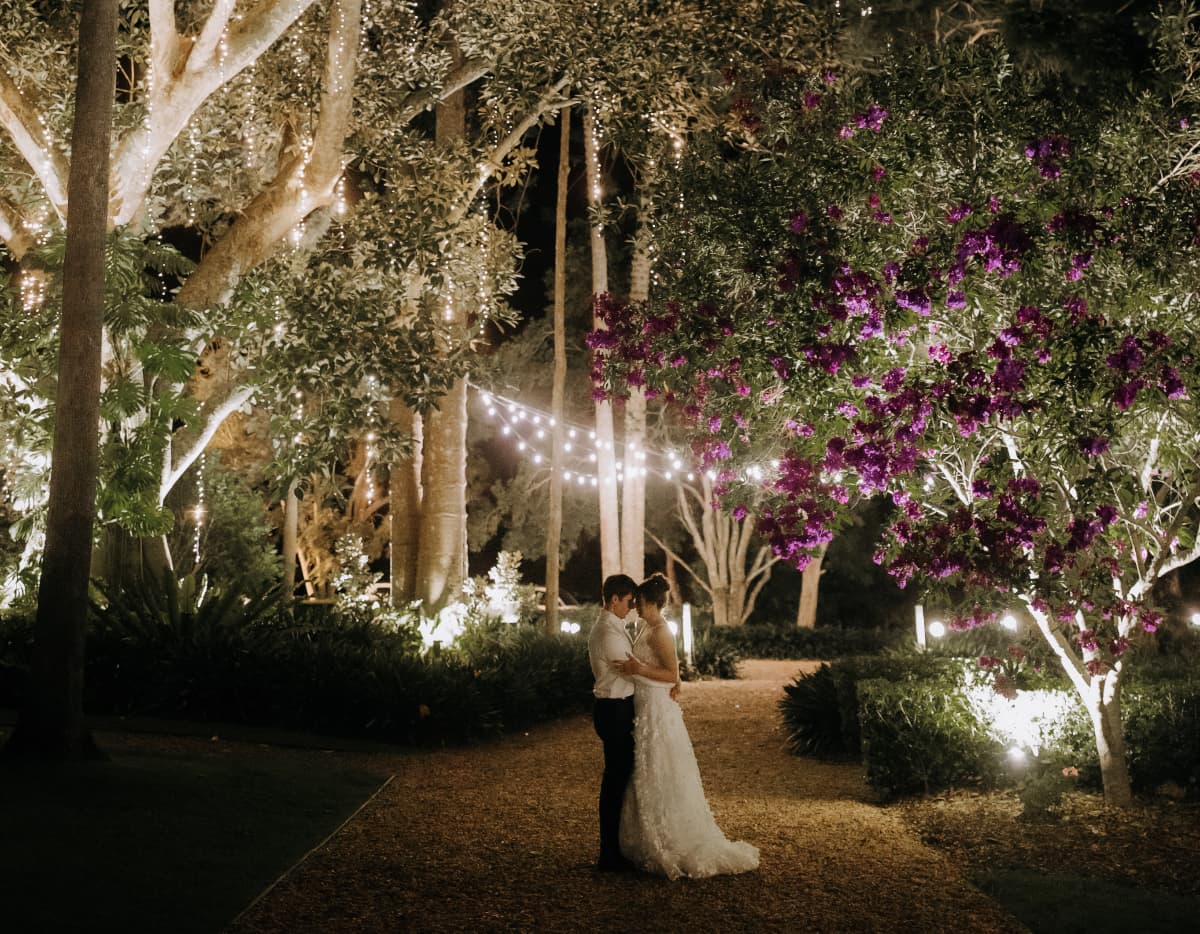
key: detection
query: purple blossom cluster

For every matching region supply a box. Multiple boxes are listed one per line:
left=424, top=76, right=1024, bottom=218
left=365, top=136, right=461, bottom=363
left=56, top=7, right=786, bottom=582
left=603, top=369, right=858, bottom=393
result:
left=950, top=217, right=1032, bottom=282
left=1024, top=133, right=1071, bottom=178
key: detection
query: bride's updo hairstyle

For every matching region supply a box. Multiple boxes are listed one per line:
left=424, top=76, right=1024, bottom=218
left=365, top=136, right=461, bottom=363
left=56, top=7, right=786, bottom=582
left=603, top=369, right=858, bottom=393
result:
left=637, top=573, right=671, bottom=609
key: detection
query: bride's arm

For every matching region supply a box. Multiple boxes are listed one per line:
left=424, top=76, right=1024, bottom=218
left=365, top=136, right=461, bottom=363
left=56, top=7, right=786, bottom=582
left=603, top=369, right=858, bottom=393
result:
left=631, top=627, right=681, bottom=687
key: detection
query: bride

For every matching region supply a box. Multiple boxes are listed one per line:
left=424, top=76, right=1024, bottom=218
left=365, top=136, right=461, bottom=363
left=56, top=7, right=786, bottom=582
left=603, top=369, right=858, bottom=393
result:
left=611, top=574, right=759, bottom=879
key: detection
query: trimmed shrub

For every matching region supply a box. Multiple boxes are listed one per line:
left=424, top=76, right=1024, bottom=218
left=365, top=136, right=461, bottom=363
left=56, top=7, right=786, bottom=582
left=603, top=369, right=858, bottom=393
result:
left=688, top=625, right=742, bottom=680
left=858, top=674, right=1007, bottom=799
left=720, top=624, right=908, bottom=660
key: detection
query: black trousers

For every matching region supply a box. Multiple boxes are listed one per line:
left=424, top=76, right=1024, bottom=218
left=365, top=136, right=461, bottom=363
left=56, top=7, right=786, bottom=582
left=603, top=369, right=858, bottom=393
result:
left=592, top=696, right=635, bottom=861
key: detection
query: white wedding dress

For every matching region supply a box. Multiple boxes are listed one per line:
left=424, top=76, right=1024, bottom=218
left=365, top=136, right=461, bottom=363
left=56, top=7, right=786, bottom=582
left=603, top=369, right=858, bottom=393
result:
left=619, top=629, right=760, bottom=879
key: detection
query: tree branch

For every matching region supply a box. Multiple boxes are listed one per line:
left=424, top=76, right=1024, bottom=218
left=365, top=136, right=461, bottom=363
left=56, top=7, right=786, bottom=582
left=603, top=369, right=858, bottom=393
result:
left=0, top=69, right=69, bottom=221
left=393, top=56, right=492, bottom=126
left=0, top=196, right=32, bottom=259
left=739, top=547, right=778, bottom=625
left=112, top=0, right=320, bottom=225
left=647, top=530, right=712, bottom=599
left=449, top=77, right=572, bottom=223
left=161, top=385, right=254, bottom=501
left=190, top=0, right=237, bottom=73
left=175, top=0, right=361, bottom=306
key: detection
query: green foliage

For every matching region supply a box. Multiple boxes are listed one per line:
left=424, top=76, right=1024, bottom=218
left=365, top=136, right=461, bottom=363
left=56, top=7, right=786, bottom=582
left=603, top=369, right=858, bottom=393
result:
left=1123, top=678, right=1200, bottom=793
left=778, top=664, right=845, bottom=757
left=686, top=624, right=742, bottom=680
left=778, top=652, right=1200, bottom=801
left=37, top=585, right=594, bottom=745
left=720, top=623, right=909, bottom=659
left=857, top=675, right=1008, bottom=800
left=165, top=453, right=281, bottom=595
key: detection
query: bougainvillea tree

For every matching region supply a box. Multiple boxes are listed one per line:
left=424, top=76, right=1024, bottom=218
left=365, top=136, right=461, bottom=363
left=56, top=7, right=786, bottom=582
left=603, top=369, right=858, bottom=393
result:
left=593, top=37, right=1200, bottom=806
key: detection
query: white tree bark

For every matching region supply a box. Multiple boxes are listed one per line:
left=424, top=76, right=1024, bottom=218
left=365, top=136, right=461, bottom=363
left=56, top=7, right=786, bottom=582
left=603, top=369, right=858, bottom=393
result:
left=583, top=105, right=621, bottom=580
left=795, top=543, right=827, bottom=629
left=650, top=475, right=778, bottom=627
left=620, top=196, right=650, bottom=581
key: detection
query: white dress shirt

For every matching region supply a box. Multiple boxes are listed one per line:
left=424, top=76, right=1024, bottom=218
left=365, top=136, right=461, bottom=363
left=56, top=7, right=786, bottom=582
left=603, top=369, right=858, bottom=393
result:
left=588, top=609, right=635, bottom=699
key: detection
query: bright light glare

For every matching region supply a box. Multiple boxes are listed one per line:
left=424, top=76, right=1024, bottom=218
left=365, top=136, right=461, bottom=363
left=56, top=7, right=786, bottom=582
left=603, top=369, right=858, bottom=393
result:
left=1007, top=746, right=1026, bottom=763
left=928, top=620, right=946, bottom=638
left=1190, top=611, right=1200, bottom=628
left=1000, top=614, right=1019, bottom=632
left=560, top=620, right=580, bottom=635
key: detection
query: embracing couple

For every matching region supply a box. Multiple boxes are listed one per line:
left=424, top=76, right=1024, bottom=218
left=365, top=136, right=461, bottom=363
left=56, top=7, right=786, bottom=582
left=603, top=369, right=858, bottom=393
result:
left=587, top=572, right=759, bottom=879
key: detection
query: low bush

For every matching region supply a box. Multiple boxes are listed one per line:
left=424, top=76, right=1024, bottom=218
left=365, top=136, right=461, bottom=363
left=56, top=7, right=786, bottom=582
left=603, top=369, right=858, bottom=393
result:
left=0, top=580, right=592, bottom=745
left=720, top=624, right=908, bottom=660
left=857, top=673, right=1006, bottom=799
left=778, top=664, right=844, bottom=757
left=687, top=625, right=742, bottom=680
left=780, top=652, right=1200, bottom=802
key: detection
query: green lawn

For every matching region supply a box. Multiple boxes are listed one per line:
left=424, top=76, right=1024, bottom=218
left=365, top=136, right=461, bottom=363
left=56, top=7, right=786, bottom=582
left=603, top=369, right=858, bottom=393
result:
left=0, top=736, right=384, bottom=934
left=981, top=869, right=1200, bottom=934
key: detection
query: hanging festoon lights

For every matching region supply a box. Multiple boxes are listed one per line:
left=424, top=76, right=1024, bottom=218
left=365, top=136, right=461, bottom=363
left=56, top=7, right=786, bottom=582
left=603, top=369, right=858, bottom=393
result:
left=471, top=385, right=720, bottom=488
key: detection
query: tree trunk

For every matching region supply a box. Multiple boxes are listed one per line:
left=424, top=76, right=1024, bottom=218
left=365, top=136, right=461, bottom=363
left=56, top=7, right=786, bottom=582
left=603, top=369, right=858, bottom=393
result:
left=545, top=105, right=571, bottom=635
left=5, top=0, right=117, bottom=761
left=796, top=543, right=827, bottom=629
left=620, top=202, right=650, bottom=581
left=583, top=105, right=620, bottom=581
left=711, top=585, right=730, bottom=628
left=415, top=37, right=468, bottom=611
left=1084, top=673, right=1134, bottom=807
left=281, top=480, right=299, bottom=607
left=388, top=401, right=421, bottom=605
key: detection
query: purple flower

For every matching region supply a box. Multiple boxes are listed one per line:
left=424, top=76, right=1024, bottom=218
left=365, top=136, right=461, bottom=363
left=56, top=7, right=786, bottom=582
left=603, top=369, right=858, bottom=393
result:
left=823, top=69, right=837, bottom=84
left=838, top=125, right=855, bottom=139
left=836, top=401, right=859, bottom=417
left=708, top=416, right=722, bottom=432
left=946, top=202, right=973, bottom=224
left=1161, top=366, right=1187, bottom=399
left=882, top=261, right=901, bottom=283
left=803, top=91, right=822, bottom=110
left=1096, top=504, right=1118, bottom=526
left=928, top=344, right=952, bottom=364
left=870, top=164, right=886, bottom=181
left=789, top=211, right=809, bottom=233
left=1080, top=435, right=1110, bottom=456
left=894, top=289, right=930, bottom=315
left=945, top=291, right=967, bottom=310
left=732, top=505, right=748, bottom=521
left=1106, top=337, right=1144, bottom=371
left=1112, top=380, right=1144, bottom=410
left=826, top=204, right=844, bottom=220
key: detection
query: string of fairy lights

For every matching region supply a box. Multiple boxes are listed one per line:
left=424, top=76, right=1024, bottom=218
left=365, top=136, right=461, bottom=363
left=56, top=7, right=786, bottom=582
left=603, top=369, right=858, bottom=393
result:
left=472, top=383, right=702, bottom=488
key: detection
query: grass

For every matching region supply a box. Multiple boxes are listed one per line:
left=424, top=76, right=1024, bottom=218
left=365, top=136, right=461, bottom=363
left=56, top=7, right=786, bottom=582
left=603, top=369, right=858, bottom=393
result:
left=981, top=870, right=1200, bottom=934
left=0, top=732, right=384, bottom=934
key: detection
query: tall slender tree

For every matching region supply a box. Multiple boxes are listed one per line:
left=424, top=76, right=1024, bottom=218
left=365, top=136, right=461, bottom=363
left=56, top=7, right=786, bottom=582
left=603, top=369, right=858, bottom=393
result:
left=545, top=105, right=572, bottom=634
left=5, top=0, right=118, bottom=759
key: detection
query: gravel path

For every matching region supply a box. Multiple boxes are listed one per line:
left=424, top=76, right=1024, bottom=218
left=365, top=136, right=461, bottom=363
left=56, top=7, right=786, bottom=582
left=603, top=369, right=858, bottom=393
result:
left=229, top=661, right=1028, bottom=934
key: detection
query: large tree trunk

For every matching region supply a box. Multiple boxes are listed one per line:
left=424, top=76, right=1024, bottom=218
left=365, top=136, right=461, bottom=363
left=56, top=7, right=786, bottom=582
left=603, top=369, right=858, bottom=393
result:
left=545, top=105, right=571, bottom=635
left=583, top=105, right=621, bottom=581
left=388, top=401, right=421, bottom=605
left=5, top=0, right=117, bottom=761
left=1084, top=672, right=1134, bottom=808
left=620, top=200, right=650, bottom=581
left=415, top=25, right=468, bottom=611
left=796, top=543, right=827, bottom=629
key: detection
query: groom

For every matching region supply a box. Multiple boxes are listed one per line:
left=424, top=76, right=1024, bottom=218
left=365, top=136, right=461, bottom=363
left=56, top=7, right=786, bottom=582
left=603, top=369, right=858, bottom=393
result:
left=587, top=573, right=638, bottom=872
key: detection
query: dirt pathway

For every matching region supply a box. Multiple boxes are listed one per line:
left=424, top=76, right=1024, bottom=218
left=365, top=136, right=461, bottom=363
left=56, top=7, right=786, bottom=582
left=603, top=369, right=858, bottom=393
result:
left=229, top=661, right=1028, bottom=934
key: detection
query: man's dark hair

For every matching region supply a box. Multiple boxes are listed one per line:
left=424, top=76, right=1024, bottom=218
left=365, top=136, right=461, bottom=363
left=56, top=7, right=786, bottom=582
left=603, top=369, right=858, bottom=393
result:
left=602, top=574, right=637, bottom=603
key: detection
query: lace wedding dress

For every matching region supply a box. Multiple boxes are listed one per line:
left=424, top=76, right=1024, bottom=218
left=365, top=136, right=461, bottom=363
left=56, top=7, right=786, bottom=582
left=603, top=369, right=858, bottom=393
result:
left=619, top=628, right=759, bottom=879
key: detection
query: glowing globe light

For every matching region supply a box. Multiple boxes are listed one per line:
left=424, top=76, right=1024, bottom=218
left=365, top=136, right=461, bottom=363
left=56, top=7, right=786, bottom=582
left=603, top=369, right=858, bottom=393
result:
left=928, top=620, right=946, bottom=638
left=1001, top=614, right=1019, bottom=632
